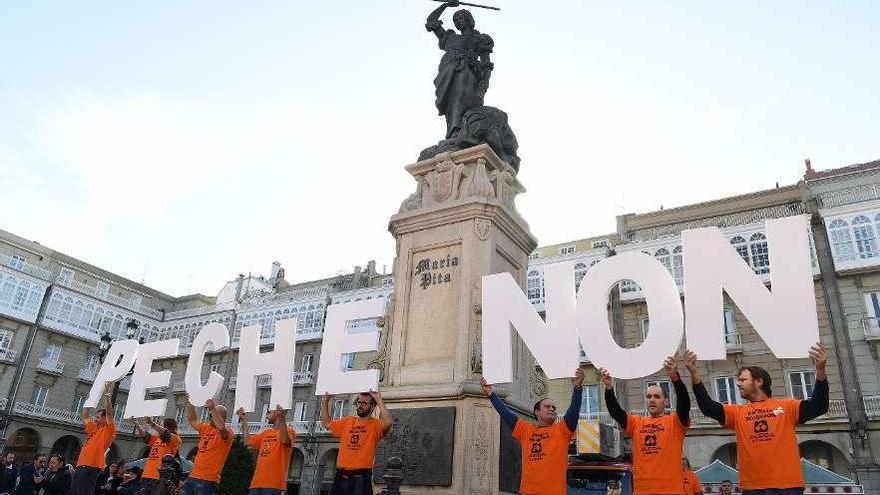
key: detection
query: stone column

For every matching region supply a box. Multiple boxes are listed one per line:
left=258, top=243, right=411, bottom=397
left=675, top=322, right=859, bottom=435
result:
left=373, top=144, right=537, bottom=494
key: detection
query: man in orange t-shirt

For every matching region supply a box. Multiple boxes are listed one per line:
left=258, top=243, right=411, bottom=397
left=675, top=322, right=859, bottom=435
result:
left=601, top=356, right=690, bottom=495
left=681, top=459, right=704, bottom=494
left=71, top=382, right=116, bottom=495
left=321, top=390, right=393, bottom=495
left=686, top=345, right=829, bottom=495
left=131, top=416, right=182, bottom=493
left=181, top=395, right=233, bottom=495
left=238, top=404, right=295, bottom=495
left=483, top=369, right=585, bottom=495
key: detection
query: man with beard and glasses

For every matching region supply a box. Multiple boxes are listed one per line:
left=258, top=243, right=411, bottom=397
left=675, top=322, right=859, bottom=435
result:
left=601, top=356, right=691, bottom=495
left=321, top=391, right=393, bottom=495
left=685, top=344, right=829, bottom=495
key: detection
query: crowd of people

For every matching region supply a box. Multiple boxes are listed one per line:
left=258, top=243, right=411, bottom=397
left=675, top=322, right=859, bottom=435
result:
left=483, top=344, right=829, bottom=495
left=0, top=379, right=393, bottom=495
left=0, top=342, right=828, bottom=495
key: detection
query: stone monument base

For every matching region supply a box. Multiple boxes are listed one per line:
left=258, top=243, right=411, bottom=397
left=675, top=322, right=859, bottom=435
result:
left=377, top=144, right=538, bottom=494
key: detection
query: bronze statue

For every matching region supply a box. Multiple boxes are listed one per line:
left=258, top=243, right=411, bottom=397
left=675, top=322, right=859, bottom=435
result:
left=419, top=0, right=521, bottom=172
left=426, top=1, right=494, bottom=139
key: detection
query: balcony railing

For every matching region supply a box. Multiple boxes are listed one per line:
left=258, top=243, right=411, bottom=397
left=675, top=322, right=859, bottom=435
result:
left=78, top=367, right=98, bottom=382
left=37, top=358, right=64, bottom=375
left=864, top=395, right=880, bottom=418
left=0, top=348, right=16, bottom=363
left=13, top=401, right=82, bottom=425
left=257, top=375, right=272, bottom=388
left=862, top=317, right=880, bottom=340
left=164, top=301, right=236, bottom=321
left=1, top=254, right=53, bottom=281
left=54, top=277, right=163, bottom=319
left=724, top=333, right=743, bottom=353
left=293, top=371, right=314, bottom=386
left=825, top=399, right=848, bottom=419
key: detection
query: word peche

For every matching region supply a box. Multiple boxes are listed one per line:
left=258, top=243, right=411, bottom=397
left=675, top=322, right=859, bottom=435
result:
left=85, top=217, right=818, bottom=418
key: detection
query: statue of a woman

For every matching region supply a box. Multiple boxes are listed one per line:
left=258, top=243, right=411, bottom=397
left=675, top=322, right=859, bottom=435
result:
left=426, top=1, right=494, bottom=139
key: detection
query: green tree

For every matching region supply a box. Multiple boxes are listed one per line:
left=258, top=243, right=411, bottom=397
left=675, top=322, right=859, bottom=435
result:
left=218, top=436, right=255, bottom=495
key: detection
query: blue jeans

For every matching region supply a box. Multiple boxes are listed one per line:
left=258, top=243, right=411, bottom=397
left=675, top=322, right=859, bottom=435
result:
left=248, top=489, right=284, bottom=495
left=743, top=489, right=804, bottom=495
left=181, top=478, right=217, bottom=495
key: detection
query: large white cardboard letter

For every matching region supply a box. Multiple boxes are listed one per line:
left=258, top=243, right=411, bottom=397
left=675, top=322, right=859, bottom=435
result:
left=84, top=340, right=139, bottom=408
left=234, top=319, right=297, bottom=412
left=683, top=215, right=819, bottom=359
left=481, top=264, right=579, bottom=384
left=577, top=253, right=684, bottom=379
left=315, top=299, right=385, bottom=395
left=185, top=323, right=231, bottom=405
left=124, top=339, right=180, bottom=418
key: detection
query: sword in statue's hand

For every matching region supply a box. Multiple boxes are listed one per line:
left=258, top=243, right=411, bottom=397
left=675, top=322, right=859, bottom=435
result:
left=431, top=0, right=500, bottom=11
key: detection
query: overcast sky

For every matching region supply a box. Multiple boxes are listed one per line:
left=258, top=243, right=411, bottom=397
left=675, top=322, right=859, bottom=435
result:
left=2, top=1, right=878, bottom=297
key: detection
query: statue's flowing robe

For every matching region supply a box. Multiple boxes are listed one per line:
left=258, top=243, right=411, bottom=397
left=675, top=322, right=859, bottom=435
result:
left=433, top=29, right=494, bottom=139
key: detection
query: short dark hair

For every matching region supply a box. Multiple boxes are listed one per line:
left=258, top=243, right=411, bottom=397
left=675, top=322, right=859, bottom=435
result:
left=533, top=398, right=547, bottom=417
left=49, top=454, right=63, bottom=464
left=359, top=392, right=376, bottom=406
left=162, top=418, right=178, bottom=433
left=721, top=479, right=732, bottom=484
left=738, top=366, right=772, bottom=397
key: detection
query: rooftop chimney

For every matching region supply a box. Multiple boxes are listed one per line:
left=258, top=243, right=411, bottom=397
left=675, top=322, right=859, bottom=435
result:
left=804, top=158, right=818, bottom=179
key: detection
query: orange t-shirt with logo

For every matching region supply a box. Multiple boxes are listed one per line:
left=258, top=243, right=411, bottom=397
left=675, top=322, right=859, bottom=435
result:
left=682, top=469, right=704, bottom=494
left=77, top=420, right=117, bottom=469
left=723, top=398, right=803, bottom=490
left=624, top=413, right=688, bottom=495
left=189, top=423, right=234, bottom=483
left=329, top=416, right=386, bottom=469
left=511, top=420, right=574, bottom=495
left=249, top=426, right=296, bottom=490
left=143, top=432, right=182, bottom=480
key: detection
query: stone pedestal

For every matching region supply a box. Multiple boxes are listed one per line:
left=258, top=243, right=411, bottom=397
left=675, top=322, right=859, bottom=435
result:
left=374, top=144, right=538, bottom=494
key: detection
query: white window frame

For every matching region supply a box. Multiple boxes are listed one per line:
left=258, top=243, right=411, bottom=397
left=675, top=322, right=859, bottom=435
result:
left=57, top=268, right=74, bottom=285
left=559, top=245, right=575, bottom=255
left=714, top=376, right=741, bottom=404
left=723, top=308, right=739, bottom=345
left=71, top=394, right=86, bottom=414
left=32, top=386, right=48, bottom=408
left=0, top=328, right=13, bottom=351
left=332, top=399, right=346, bottom=419
left=293, top=401, right=307, bottom=421
left=96, top=282, right=110, bottom=299
left=7, top=254, right=26, bottom=270
left=301, top=354, right=314, bottom=373
left=639, top=317, right=650, bottom=341
left=41, top=344, right=62, bottom=363
left=579, top=384, right=600, bottom=419
left=788, top=370, right=816, bottom=400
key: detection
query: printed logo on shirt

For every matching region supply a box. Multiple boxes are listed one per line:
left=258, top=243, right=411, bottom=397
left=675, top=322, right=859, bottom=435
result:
left=260, top=436, right=278, bottom=457
left=527, top=431, right=550, bottom=462
left=745, top=408, right=777, bottom=442
left=637, top=421, right=666, bottom=456
left=347, top=424, right=368, bottom=451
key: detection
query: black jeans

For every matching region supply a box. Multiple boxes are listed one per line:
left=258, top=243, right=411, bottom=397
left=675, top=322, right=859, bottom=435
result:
left=70, top=466, right=101, bottom=495
left=329, top=470, right=373, bottom=495
left=743, top=489, right=804, bottom=495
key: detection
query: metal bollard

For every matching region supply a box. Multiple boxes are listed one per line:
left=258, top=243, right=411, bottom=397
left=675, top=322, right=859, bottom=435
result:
left=379, top=457, right=404, bottom=495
